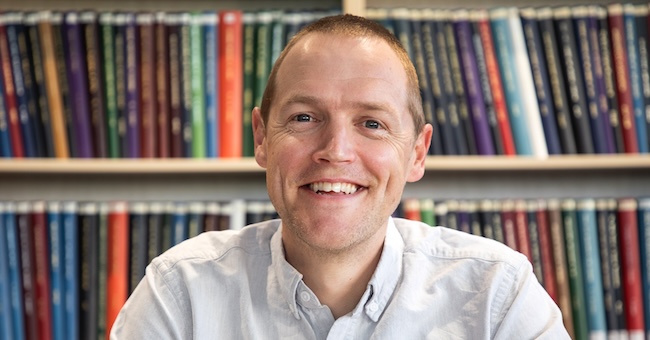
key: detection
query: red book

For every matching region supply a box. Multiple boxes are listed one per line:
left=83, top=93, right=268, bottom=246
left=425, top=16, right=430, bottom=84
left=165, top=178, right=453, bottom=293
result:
left=477, top=14, right=516, bottom=156
left=617, top=198, right=645, bottom=336
left=106, top=202, right=130, bottom=337
left=31, top=201, right=52, bottom=340
left=17, top=202, right=39, bottom=339
left=535, top=199, right=558, bottom=303
left=402, top=198, right=421, bottom=222
left=500, top=199, right=518, bottom=251
left=608, top=4, right=639, bottom=153
left=218, top=10, right=242, bottom=158
left=0, top=20, right=24, bottom=158
left=155, top=13, right=170, bottom=158
left=138, top=13, right=156, bottom=158
left=514, top=199, right=532, bottom=263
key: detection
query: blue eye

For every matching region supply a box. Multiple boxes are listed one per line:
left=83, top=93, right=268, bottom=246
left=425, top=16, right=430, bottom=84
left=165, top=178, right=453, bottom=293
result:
left=364, top=120, right=381, bottom=129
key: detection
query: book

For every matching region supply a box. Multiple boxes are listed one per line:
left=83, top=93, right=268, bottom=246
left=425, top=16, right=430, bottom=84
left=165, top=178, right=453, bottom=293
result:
left=47, top=202, right=65, bottom=340
left=30, top=201, right=52, bottom=340
left=16, top=202, right=40, bottom=339
left=190, top=12, right=205, bottom=158
left=534, top=199, right=557, bottom=302
left=526, top=200, right=543, bottom=284
left=187, top=201, right=205, bottom=238
left=548, top=199, right=574, bottom=338
left=0, top=51, right=12, bottom=157
left=154, top=12, right=171, bottom=158
left=0, top=14, right=24, bottom=158
left=452, top=10, right=494, bottom=155
left=96, top=202, right=109, bottom=340
left=146, top=202, right=165, bottom=263
left=124, top=13, right=141, bottom=158
left=638, top=197, right=650, bottom=338
left=0, top=203, right=14, bottom=340
left=402, top=198, right=421, bottom=222
left=617, top=198, right=646, bottom=338
left=554, top=7, right=595, bottom=154
left=576, top=198, right=607, bottom=338
left=500, top=199, right=518, bottom=251
left=514, top=199, right=532, bottom=263
left=3, top=203, right=25, bottom=340
left=128, top=202, right=148, bottom=294
left=99, top=12, right=120, bottom=158
left=251, top=11, right=274, bottom=157
left=218, top=10, right=243, bottom=158
left=62, top=201, right=79, bottom=340
left=420, top=198, right=435, bottom=226
left=165, top=13, right=184, bottom=158
left=203, top=12, right=219, bottom=158
left=242, top=12, right=256, bottom=158
left=63, top=12, right=95, bottom=158
left=623, top=5, right=649, bottom=153
left=433, top=201, right=447, bottom=229
left=520, top=8, right=562, bottom=155
left=561, top=198, right=589, bottom=340
left=78, top=202, right=99, bottom=340
left=171, top=202, right=188, bottom=246
left=106, top=201, right=129, bottom=335
left=137, top=13, right=157, bottom=158
left=608, top=4, right=639, bottom=153
left=81, top=11, right=108, bottom=159
left=636, top=5, right=650, bottom=154
left=204, top=201, right=221, bottom=232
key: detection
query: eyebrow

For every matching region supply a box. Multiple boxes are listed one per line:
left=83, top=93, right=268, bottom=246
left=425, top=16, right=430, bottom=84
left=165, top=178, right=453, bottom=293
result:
left=281, top=94, right=396, bottom=114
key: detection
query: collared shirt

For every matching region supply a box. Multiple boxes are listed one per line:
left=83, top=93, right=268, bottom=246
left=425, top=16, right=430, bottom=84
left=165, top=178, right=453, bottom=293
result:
left=110, top=217, right=570, bottom=339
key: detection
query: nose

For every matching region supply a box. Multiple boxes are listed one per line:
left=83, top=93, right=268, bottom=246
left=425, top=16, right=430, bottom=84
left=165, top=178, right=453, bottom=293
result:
left=311, top=121, right=356, bottom=164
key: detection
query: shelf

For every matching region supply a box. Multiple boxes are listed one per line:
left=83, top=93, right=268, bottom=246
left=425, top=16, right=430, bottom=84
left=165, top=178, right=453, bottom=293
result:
left=0, top=154, right=648, bottom=174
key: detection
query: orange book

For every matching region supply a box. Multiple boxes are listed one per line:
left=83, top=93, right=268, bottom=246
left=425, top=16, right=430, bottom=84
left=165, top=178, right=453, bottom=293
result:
left=218, top=10, right=243, bottom=158
left=106, top=201, right=130, bottom=338
left=402, top=198, right=422, bottom=222
left=38, top=12, right=69, bottom=158
left=0, top=20, right=24, bottom=158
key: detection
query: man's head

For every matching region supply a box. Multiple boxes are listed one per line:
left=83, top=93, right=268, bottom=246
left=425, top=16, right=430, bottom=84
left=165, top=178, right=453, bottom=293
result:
left=252, top=14, right=432, bottom=256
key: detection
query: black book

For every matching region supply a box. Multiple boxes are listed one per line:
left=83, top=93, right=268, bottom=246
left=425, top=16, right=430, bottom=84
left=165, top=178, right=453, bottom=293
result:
left=78, top=202, right=99, bottom=340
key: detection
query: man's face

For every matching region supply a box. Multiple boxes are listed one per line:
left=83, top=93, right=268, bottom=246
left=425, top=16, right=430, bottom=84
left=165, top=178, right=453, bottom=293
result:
left=253, top=33, right=431, bottom=254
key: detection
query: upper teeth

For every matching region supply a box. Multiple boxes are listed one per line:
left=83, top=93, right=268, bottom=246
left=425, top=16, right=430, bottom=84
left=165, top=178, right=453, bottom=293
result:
left=309, top=182, right=359, bottom=194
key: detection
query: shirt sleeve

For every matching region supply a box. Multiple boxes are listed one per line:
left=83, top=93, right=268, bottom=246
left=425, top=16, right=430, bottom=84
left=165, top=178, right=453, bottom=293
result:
left=491, top=259, right=571, bottom=339
left=109, top=260, right=191, bottom=340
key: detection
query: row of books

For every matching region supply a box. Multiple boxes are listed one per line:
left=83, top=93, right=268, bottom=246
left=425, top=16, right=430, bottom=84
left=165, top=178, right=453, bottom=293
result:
left=398, top=197, right=650, bottom=340
left=0, top=9, right=337, bottom=160
left=0, top=199, right=278, bottom=340
left=1, top=197, right=649, bottom=339
left=370, top=4, right=650, bottom=157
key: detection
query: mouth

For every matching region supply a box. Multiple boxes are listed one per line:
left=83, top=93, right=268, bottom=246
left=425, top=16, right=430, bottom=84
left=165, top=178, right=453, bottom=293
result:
left=306, top=181, right=364, bottom=195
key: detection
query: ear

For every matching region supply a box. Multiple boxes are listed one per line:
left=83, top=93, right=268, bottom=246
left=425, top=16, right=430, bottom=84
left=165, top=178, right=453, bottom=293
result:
left=252, top=107, right=268, bottom=168
left=406, top=123, right=433, bottom=182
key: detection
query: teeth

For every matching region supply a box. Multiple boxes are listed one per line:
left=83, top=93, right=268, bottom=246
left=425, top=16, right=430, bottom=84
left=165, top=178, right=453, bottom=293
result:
left=309, top=182, right=359, bottom=194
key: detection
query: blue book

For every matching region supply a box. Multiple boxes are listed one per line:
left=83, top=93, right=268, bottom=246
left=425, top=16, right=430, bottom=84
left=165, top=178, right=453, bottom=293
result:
left=576, top=199, right=607, bottom=339
left=489, top=9, right=533, bottom=156
left=638, top=197, right=650, bottom=337
left=124, top=13, right=141, bottom=158
left=6, top=13, right=37, bottom=158
left=179, top=13, right=193, bottom=158
left=634, top=5, right=650, bottom=154
left=203, top=12, right=219, bottom=158
left=171, top=203, right=188, bottom=246
left=47, top=202, right=65, bottom=340
left=0, top=62, right=12, bottom=157
left=520, top=8, right=562, bottom=155
left=129, top=202, right=148, bottom=294
left=62, top=202, right=78, bottom=340
left=4, top=203, right=24, bottom=340
left=623, top=5, right=649, bottom=153
left=0, top=203, right=14, bottom=340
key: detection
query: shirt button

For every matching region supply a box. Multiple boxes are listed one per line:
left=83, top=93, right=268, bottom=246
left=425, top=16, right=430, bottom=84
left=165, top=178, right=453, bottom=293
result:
left=367, top=302, right=379, bottom=313
left=300, top=291, right=311, bottom=302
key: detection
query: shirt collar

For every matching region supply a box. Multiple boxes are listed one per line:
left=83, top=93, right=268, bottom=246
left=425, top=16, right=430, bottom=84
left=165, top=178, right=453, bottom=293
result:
left=270, top=217, right=405, bottom=322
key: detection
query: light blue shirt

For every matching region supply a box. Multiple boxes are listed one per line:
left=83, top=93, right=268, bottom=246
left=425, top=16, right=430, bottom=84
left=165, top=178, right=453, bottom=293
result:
left=110, top=217, right=569, bottom=339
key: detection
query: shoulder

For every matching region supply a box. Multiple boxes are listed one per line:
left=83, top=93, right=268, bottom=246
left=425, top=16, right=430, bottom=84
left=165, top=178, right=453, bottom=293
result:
left=393, top=217, right=527, bottom=270
left=150, top=219, right=281, bottom=274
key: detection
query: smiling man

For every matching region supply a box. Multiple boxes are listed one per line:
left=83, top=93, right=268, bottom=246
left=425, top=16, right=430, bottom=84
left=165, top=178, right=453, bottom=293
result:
left=111, top=15, right=569, bottom=339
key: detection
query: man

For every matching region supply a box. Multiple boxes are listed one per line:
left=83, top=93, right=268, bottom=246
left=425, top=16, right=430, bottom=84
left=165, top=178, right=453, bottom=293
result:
left=111, top=14, right=569, bottom=339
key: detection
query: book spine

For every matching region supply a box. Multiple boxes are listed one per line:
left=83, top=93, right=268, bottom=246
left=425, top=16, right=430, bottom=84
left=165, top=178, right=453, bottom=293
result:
left=4, top=203, right=26, bottom=340
left=500, top=199, right=518, bottom=251
left=47, top=202, right=64, bottom=340
left=420, top=198, right=435, bottom=226
left=525, top=200, right=544, bottom=284
left=453, top=10, right=494, bottom=155
left=81, top=11, right=108, bottom=159
left=203, top=201, right=220, bottom=232
left=166, top=14, right=183, bottom=158
left=514, top=199, right=532, bottom=263
left=171, top=202, right=188, bottom=246
left=78, top=202, right=98, bottom=340
left=62, top=201, right=79, bottom=340
left=128, top=202, right=148, bottom=294
left=554, top=7, right=595, bottom=154
left=203, top=12, right=218, bottom=158
left=124, top=13, right=141, bottom=158
left=17, top=202, right=40, bottom=339
left=490, top=9, right=533, bottom=156
left=535, top=199, right=558, bottom=302
left=0, top=203, right=14, bottom=340
left=608, top=4, right=639, bottom=153
left=617, top=198, right=646, bottom=337
left=146, top=202, right=164, bottom=263
left=63, top=12, right=94, bottom=158
left=188, top=201, right=205, bottom=238
left=623, top=5, right=649, bottom=153
left=154, top=13, right=170, bottom=158
left=96, top=202, right=108, bottom=340
left=106, top=201, right=129, bottom=335
left=190, top=12, right=205, bottom=158
left=576, top=198, right=607, bottom=338
left=30, top=201, right=52, bottom=340
left=218, top=10, right=243, bottom=158
left=547, top=199, right=575, bottom=338
left=0, top=16, right=24, bottom=158
left=114, top=14, right=128, bottom=158
left=402, top=198, right=422, bottom=222
left=634, top=5, right=650, bottom=154
left=242, top=13, right=256, bottom=158
left=180, top=13, right=192, bottom=158
left=137, top=13, right=156, bottom=158
left=0, top=48, right=12, bottom=157
left=99, top=13, right=120, bottom=158
left=637, top=197, right=650, bottom=338
left=605, top=199, right=627, bottom=339
left=561, top=198, right=589, bottom=340
left=520, top=8, right=562, bottom=155
left=596, top=199, right=622, bottom=338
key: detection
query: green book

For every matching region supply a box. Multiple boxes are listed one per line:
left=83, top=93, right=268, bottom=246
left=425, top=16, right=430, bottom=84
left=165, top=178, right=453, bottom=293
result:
left=242, top=12, right=256, bottom=158
left=561, top=199, right=589, bottom=340
left=100, top=13, right=120, bottom=158
left=419, top=198, right=435, bottom=226
left=190, top=12, right=205, bottom=158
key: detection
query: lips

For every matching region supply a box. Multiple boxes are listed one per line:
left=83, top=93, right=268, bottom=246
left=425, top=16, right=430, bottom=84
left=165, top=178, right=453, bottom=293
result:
left=308, top=181, right=361, bottom=194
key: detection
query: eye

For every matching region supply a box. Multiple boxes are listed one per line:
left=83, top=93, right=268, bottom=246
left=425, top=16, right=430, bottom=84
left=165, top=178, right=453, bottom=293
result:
left=363, top=120, right=382, bottom=129
left=293, top=113, right=313, bottom=122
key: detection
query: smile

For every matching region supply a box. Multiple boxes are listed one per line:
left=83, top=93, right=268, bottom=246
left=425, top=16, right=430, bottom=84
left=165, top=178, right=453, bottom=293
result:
left=308, top=182, right=360, bottom=195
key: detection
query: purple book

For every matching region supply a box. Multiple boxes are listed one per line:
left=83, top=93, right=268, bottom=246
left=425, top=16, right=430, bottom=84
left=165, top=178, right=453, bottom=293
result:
left=63, top=12, right=94, bottom=158
left=124, top=13, right=140, bottom=158
left=453, top=11, right=495, bottom=155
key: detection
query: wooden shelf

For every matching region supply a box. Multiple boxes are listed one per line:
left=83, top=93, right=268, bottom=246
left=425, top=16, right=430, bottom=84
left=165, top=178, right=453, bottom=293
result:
left=0, top=154, right=648, bottom=174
